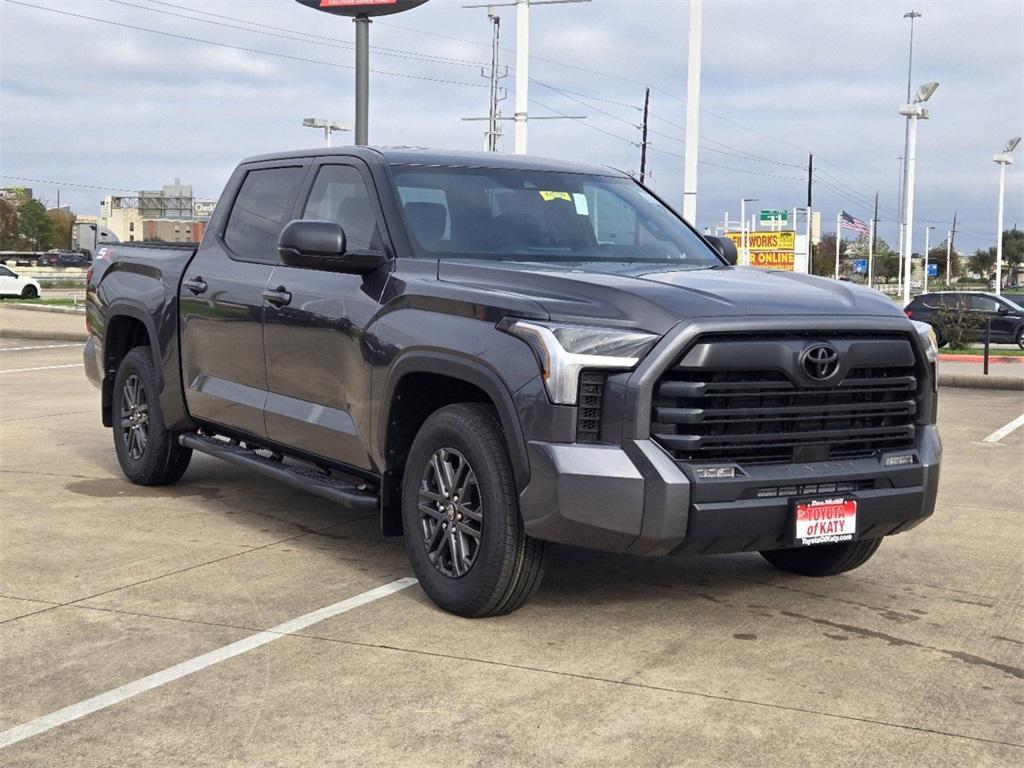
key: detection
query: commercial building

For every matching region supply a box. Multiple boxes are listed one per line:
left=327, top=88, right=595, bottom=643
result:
left=99, top=179, right=216, bottom=243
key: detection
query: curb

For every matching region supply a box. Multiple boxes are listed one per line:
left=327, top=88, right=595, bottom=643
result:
left=1, top=303, right=86, bottom=315
left=938, top=373, right=1024, bottom=391
left=0, top=329, right=87, bottom=342
left=937, top=353, right=1022, bottom=364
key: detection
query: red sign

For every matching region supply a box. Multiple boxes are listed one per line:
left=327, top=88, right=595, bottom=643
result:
left=795, top=498, right=857, bottom=546
left=320, top=0, right=397, bottom=6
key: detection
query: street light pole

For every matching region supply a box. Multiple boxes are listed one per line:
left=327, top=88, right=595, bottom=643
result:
left=899, top=81, right=938, bottom=306
left=682, top=0, right=703, bottom=224
left=898, top=11, right=922, bottom=269
left=302, top=118, right=351, bottom=147
left=993, top=137, right=1021, bottom=296
left=740, top=197, right=757, bottom=266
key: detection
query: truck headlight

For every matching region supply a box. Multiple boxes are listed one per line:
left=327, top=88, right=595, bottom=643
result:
left=911, top=320, right=938, bottom=362
left=499, top=318, right=658, bottom=404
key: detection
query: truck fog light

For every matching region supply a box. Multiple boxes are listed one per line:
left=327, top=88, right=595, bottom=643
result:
left=884, top=453, right=916, bottom=466
left=694, top=466, right=736, bottom=479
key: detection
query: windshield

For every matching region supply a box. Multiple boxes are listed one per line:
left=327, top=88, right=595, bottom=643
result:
left=390, top=165, right=720, bottom=269
left=1002, top=296, right=1023, bottom=312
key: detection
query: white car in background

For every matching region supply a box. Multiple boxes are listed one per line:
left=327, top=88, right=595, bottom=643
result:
left=0, top=265, right=41, bottom=299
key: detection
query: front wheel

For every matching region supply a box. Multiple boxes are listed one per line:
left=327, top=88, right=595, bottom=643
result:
left=760, top=538, right=882, bottom=577
left=113, top=346, right=192, bottom=485
left=1017, top=326, right=1024, bottom=350
left=20, top=285, right=38, bottom=299
left=401, top=403, right=545, bottom=618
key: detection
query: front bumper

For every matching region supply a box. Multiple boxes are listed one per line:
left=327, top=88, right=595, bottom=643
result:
left=518, top=424, right=941, bottom=555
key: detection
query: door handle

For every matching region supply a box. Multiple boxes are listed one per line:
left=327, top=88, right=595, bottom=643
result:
left=262, top=286, right=292, bottom=307
left=182, top=277, right=208, bottom=295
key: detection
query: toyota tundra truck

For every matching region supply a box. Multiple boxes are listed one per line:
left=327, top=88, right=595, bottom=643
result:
left=84, top=148, right=941, bottom=617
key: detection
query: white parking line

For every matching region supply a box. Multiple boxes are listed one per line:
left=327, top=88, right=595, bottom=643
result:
left=0, top=577, right=418, bottom=750
left=982, top=413, right=1024, bottom=443
left=0, top=343, right=83, bottom=352
left=0, top=364, right=81, bottom=374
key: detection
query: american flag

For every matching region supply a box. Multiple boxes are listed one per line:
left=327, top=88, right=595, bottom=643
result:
left=840, top=211, right=871, bottom=237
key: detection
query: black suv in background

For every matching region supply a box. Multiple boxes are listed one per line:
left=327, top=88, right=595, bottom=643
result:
left=905, top=291, right=1024, bottom=348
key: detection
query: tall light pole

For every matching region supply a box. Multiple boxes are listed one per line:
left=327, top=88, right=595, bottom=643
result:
left=898, top=10, right=922, bottom=268
left=923, top=225, right=934, bottom=291
left=899, top=81, right=939, bottom=306
left=993, top=136, right=1021, bottom=296
left=302, top=118, right=351, bottom=147
left=682, top=0, right=703, bottom=224
left=740, top=197, right=757, bottom=266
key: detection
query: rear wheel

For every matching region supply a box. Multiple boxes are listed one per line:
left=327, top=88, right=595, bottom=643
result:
left=20, top=285, right=38, bottom=299
left=402, top=403, right=545, bottom=617
left=760, top=538, right=882, bottom=577
left=113, top=347, right=192, bottom=485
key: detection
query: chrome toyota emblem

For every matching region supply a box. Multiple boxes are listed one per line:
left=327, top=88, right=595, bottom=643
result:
left=800, top=343, right=840, bottom=381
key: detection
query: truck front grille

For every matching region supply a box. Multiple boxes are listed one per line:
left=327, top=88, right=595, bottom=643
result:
left=650, top=336, right=919, bottom=465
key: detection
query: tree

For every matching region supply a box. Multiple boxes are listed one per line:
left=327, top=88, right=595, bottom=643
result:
left=47, top=209, right=76, bottom=250
left=927, top=243, right=961, bottom=284
left=0, top=199, right=18, bottom=250
left=968, top=248, right=997, bottom=282
left=1000, top=228, right=1023, bottom=285
left=16, top=199, right=53, bottom=249
left=811, top=233, right=848, bottom=277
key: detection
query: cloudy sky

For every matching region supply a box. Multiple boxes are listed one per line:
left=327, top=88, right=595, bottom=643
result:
left=1, top=0, right=1021, bottom=254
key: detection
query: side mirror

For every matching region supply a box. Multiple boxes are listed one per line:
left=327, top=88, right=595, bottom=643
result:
left=997, top=304, right=1010, bottom=315
left=706, top=236, right=738, bottom=265
left=277, top=219, right=386, bottom=275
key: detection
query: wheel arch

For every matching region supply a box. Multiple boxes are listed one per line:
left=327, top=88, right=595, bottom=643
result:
left=377, top=352, right=531, bottom=536
left=101, top=305, right=160, bottom=428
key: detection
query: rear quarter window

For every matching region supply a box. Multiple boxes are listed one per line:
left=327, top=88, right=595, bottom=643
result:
left=223, top=166, right=305, bottom=264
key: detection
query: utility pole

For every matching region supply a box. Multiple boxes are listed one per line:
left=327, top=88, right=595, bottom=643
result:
left=639, top=87, right=650, bottom=184
left=806, top=153, right=813, bottom=208
left=484, top=10, right=506, bottom=151
left=945, top=229, right=952, bottom=287
left=681, top=0, right=703, bottom=223
left=872, top=191, right=879, bottom=253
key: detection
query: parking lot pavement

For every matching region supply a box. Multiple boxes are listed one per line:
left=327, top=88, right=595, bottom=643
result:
left=1, top=340, right=1022, bottom=766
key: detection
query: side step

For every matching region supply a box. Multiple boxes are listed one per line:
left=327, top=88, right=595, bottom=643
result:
left=179, top=433, right=379, bottom=512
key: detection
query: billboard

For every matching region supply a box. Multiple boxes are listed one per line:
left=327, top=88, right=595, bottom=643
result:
left=724, top=230, right=796, bottom=270
left=294, top=0, right=428, bottom=16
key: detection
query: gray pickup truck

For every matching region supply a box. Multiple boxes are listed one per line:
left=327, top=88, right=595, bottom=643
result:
left=85, top=147, right=941, bottom=617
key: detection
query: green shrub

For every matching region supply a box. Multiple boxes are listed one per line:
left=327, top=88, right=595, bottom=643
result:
left=936, top=303, right=981, bottom=350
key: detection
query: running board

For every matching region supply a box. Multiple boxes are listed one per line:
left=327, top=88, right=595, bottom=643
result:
left=179, top=433, right=379, bottom=511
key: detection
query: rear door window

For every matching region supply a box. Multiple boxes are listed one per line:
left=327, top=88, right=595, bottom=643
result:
left=224, top=166, right=305, bottom=264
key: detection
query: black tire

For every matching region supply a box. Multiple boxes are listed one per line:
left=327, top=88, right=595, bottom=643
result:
left=1016, top=326, right=1024, bottom=350
left=402, top=403, right=545, bottom=618
left=113, top=346, right=192, bottom=486
left=20, top=285, right=38, bottom=299
left=760, top=538, right=882, bottom=577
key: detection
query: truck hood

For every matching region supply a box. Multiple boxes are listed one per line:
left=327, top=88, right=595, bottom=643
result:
left=437, top=261, right=905, bottom=335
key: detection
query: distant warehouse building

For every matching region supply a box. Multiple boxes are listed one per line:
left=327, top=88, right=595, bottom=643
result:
left=99, top=179, right=216, bottom=243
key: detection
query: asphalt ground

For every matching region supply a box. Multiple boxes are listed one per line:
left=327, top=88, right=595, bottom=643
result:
left=0, top=339, right=1022, bottom=767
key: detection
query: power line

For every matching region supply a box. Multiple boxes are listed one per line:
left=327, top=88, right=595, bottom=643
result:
left=1, top=176, right=141, bottom=194
left=127, top=0, right=488, bottom=69
left=6, top=0, right=490, bottom=89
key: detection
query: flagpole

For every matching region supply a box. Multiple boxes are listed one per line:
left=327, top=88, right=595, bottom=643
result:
left=867, top=218, right=875, bottom=289
left=835, top=211, right=841, bottom=280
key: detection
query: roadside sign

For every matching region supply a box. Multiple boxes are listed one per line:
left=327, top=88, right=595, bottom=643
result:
left=852, top=259, right=868, bottom=274
left=760, top=209, right=789, bottom=224
left=725, top=230, right=796, bottom=271
left=295, top=0, right=427, bottom=15
left=927, top=263, right=939, bottom=277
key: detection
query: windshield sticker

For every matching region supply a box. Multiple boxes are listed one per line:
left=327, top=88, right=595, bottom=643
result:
left=539, top=190, right=572, bottom=203
left=572, top=193, right=589, bottom=216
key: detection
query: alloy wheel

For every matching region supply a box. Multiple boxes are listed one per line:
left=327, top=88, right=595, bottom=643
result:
left=417, top=447, right=483, bottom=578
left=120, top=374, right=149, bottom=460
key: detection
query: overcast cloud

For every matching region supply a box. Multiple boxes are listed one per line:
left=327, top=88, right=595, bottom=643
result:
left=1, top=0, right=1021, bottom=253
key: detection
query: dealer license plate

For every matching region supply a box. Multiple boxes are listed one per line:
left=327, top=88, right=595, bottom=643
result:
left=793, top=497, right=857, bottom=546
